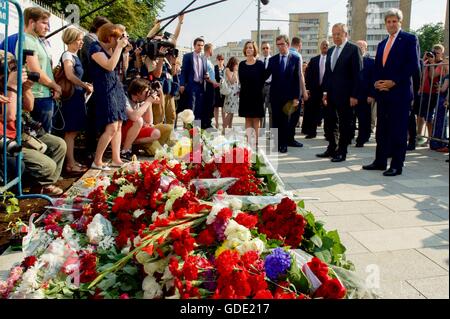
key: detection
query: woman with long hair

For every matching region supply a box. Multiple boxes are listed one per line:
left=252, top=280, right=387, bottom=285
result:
left=222, top=56, right=240, bottom=133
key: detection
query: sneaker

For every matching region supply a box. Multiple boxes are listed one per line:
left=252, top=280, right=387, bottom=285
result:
left=120, top=150, right=134, bottom=161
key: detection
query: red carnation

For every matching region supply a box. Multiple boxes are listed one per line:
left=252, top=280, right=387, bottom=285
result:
left=254, top=290, right=273, bottom=299
left=314, top=278, right=347, bottom=299
left=235, top=213, right=258, bottom=229
left=216, top=250, right=240, bottom=276
left=305, top=257, right=330, bottom=283
left=196, top=228, right=216, bottom=246
left=21, top=256, right=37, bottom=270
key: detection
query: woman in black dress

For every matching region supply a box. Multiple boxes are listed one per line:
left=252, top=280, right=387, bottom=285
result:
left=238, top=41, right=265, bottom=148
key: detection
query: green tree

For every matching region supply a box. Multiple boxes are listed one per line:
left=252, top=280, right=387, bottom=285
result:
left=413, top=23, right=445, bottom=56
left=39, top=0, right=165, bottom=38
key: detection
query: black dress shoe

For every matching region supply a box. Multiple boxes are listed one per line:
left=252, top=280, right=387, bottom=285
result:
left=363, top=163, right=387, bottom=171
left=316, top=150, right=334, bottom=158
left=355, top=142, right=364, bottom=148
left=331, top=154, right=346, bottom=162
left=288, top=140, right=303, bottom=147
left=383, top=168, right=402, bottom=176
left=406, top=143, right=416, bottom=151
left=305, top=135, right=316, bottom=139
left=278, top=146, right=288, bottom=153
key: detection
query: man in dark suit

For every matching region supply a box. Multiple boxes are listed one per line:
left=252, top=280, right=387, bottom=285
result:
left=180, top=37, right=208, bottom=125
left=355, top=40, right=376, bottom=147
left=363, top=9, right=420, bottom=176
left=302, top=40, right=329, bottom=139
left=317, top=23, right=362, bottom=162
left=265, top=35, right=302, bottom=153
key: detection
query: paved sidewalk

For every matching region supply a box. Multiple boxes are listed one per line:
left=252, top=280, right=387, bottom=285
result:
left=272, top=129, right=449, bottom=299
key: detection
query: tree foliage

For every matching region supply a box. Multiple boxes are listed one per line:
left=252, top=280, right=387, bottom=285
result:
left=38, top=0, right=165, bottom=38
left=413, top=23, right=445, bottom=55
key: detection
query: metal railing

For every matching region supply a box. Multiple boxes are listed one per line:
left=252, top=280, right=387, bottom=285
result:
left=1, top=0, right=52, bottom=203
left=416, top=62, right=449, bottom=148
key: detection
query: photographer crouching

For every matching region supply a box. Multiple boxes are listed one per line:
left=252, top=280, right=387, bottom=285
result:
left=1, top=51, right=66, bottom=196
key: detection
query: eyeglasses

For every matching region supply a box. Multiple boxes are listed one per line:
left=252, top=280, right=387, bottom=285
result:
left=276, top=42, right=287, bottom=47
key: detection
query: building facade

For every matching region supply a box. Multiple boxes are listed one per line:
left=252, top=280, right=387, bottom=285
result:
left=214, top=40, right=250, bottom=63
left=289, top=12, right=328, bottom=63
left=347, top=0, right=412, bottom=57
left=251, top=28, right=281, bottom=53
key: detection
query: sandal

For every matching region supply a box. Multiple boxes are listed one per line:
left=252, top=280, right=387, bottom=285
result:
left=91, top=162, right=112, bottom=171
left=41, top=185, right=64, bottom=196
left=65, top=164, right=87, bottom=175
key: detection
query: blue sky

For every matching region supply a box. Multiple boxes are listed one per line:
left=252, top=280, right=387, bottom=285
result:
left=159, top=0, right=447, bottom=48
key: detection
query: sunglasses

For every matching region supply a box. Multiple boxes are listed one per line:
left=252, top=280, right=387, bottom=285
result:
left=262, top=47, right=269, bottom=50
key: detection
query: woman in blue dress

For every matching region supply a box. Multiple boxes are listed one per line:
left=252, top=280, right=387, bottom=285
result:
left=61, top=27, right=93, bottom=174
left=89, top=23, right=129, bottom=170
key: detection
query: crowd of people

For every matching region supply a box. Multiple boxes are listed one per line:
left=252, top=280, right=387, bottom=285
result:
left=1, top=6, right=449, bottom=196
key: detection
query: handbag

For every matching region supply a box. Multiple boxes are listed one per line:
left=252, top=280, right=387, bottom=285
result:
left=220, top=78, right=232, bottom=96
left=282, top=100, right=299, bottom=117
left=53, top=52, right=75, bottom=100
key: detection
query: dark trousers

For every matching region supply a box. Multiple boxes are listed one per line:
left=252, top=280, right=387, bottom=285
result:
left=272, top=102, right=289, bottom=148
left=202, top=82, right=215, bottom=129
left=186, top=82, right=205, bottom=124
left=287, top=103, right=302, bottom=143
left=375, top=95, right=410, bottom=169
left=408, top=105, right=417, bottom=145
left=324, top=102, right=354, bottom=156
left=302, top=94, right=322, bottom=136
left=85, top=94, right=98, bottom=154
left=355, top=101, right=372, bottom=144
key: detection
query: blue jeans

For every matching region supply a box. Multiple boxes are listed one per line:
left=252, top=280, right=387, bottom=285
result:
left=32, top=97, right=55, bottom=134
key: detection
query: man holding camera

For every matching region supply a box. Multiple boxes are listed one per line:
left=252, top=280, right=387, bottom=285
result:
left=18, top=8, right=62, bottom=134
left=1, top=52, right=66, bottom=196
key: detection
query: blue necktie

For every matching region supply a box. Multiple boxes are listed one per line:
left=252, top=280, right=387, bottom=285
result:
left=280, top=55, right=286, bottom=74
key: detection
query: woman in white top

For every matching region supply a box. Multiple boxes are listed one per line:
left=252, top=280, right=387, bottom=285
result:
left=222, top=56, right=240, bottom=133
left=60, top=27, right=94, bottom=174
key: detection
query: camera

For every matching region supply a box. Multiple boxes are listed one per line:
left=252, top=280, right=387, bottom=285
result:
left=426, top=51, right=435, bottom=59
left=0, top=49, right=40, bottom=82
left=141, top=32, right=179, bottom=60
left=0, top=136, right=22, bottom=156
left=22, top=112, right=45, bottom=138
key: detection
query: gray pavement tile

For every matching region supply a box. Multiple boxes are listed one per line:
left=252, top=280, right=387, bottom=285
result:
left=376, top=281, right=426, bottom=299
left=425, top=225, right=449, bottom=241
left=349, top=228, right=448, bottom=252
left=377, top=197, right=449, bottom=212
left=428, top=208, right=449, bottom=221
left=407, top=276, right=449, bottom=299
left=339, top=233, right=370, bottom=254
left=347, top=250, right=448, bottom=283
left=0, top=252, right=25, bottom=281
left=416, top=246, right=449, bottom=271
left=315, top=201, right=394, bottom=215
left=364, top=211, right=448, bottom=229
left=318, top=215, right=382, bottom=232
left=329, top=189, right=398, bottom=201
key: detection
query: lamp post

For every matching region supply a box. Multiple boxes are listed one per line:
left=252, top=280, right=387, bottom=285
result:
left=257, top=0, right=269, bottom=48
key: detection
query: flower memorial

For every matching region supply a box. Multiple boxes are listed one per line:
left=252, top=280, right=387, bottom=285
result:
left=0, top=111, right=377, bottom=299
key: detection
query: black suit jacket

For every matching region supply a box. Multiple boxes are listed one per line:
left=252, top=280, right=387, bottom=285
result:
left=266, top=53, right=301, bottom=107
left=323, top=41, right=362, bottom=107
left=305, top=55, right=322, bottom=97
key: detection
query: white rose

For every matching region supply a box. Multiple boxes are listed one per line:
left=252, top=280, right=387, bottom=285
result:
left=229, top=198, right=243, bottom=211
left=142, top=276, right=163, bottom=299
left=178, top=109, right=195, bottom=125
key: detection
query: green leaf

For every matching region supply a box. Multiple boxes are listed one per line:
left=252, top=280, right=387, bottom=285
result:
left=297, top=200, right=305, bottom=209
left=98, top=273, right=117, bottom=291
left=288, top=258, right=311, bottom=294
left=314, top=249, right=332, bottom=264
left=122, top=265, right=138, bottom=276
left=310, top=235, right=323, bottom=248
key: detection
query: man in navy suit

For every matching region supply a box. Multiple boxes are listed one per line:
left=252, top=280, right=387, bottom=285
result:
left=317, top=23, right=362, bottom=162
left=265, top=35, right=302, bottom=153
left=363, top=8, right=420, bottom=176
left=180, top=37, right=208, bottom=125
left=355, top=40, right=376, bottom=147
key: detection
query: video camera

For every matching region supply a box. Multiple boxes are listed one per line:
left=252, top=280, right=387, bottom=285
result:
left=141, top=32, right=179, bottom=60
left=0, top=136, right=22, bottom=156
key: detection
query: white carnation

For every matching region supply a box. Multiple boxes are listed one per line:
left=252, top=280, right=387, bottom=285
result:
left=142, top=276, right=163, bottom=299
left=236, top=238, right=265, bottom=255
left=98, top=236, right=115, bottom=251
left=229, top=198, right=243, bottom=210
left=143, top=260, right=166, bottom=276
left=86, top=214, right=113, bottom=245
left=225, top=220, right=252, bottom=242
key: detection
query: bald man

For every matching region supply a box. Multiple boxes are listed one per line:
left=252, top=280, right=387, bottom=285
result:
left=354, top=40, right=375, bottom=147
